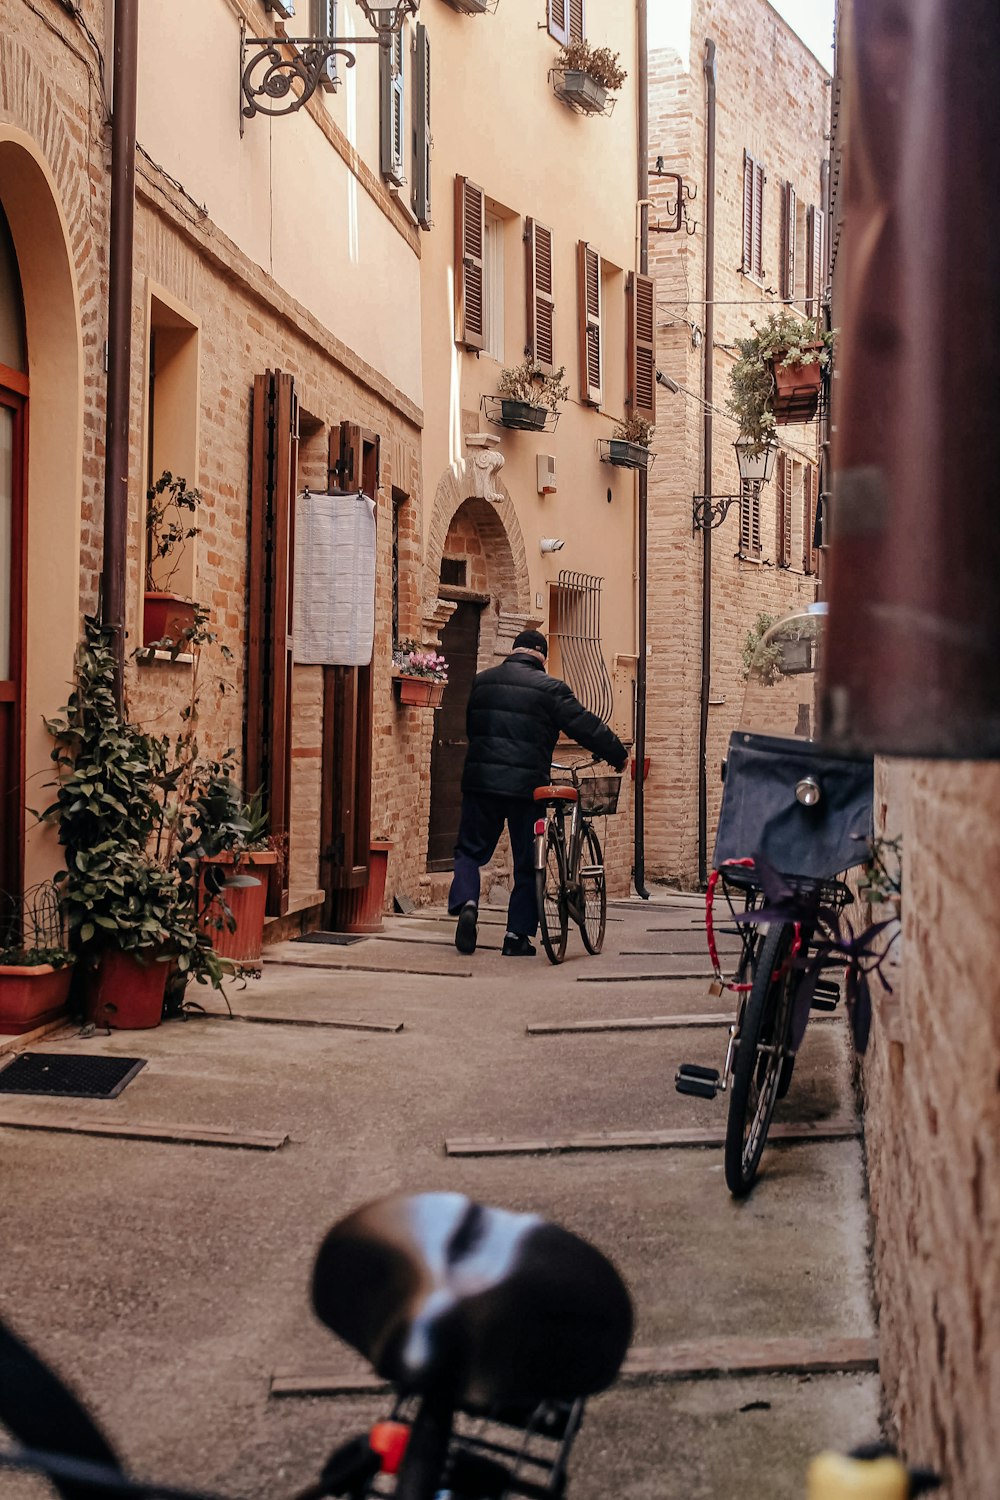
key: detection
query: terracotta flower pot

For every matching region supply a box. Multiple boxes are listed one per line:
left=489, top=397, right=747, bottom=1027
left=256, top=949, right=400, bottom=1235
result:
left=0, top=963, right=74, bottom=1036
left=143, top=592, right=197, bottom=646
left=770, top=350, right=823, bottom=425
left=88, top=950, right=168, bottom=1030
left=331, top=841, right=393, bottom=935
left=198, top=849, right=278, bottom=964
left=395, top=676, right=445, bottom=708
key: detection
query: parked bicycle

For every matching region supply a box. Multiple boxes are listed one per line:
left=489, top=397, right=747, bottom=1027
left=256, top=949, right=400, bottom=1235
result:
left=533, top=757, right=621, bottom=964
left=675, top=604, right=875, bottom=1196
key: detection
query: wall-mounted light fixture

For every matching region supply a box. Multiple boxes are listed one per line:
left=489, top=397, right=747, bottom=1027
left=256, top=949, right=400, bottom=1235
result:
left=539, top=538, right=566, bottom=554
left=691, top=435, right=778, bottom=531
left=241, top=1, right=420, bottom=131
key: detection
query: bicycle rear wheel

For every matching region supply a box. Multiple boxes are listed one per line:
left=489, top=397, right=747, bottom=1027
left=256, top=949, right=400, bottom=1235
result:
left=724, top=922, right=797, bottom=1196
left=577, top=823, right=606, bottom=955
left=536, top=822, right=569, bottom=965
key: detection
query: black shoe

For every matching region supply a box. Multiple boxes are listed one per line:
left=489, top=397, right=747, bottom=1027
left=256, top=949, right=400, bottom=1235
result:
left=501, top=934, right=536, bottom=957
left=455, top=903, right=478, bottom=955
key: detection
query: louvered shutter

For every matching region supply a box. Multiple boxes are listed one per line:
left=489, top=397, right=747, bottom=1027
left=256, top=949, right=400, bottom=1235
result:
left=627, top=271, right=656, bottom=422
left=455, top=176, right=485, bottom=350
left=742, top=151, right=755, bottom=275
left=569, top=0, right=585, bottom=43
left=781, top=181, right=797, bottom=301
left=578, top=242, right=602, bottom=406
left=776, top=452, right=791, bottom=566
left=526, top=219, right=556, bottom=374
left=740, top=481, right=761, bottom=559
left=379, top=30, right=404, bottom=185
left=753, top=160, right=765, bottom=280
left=806, top=204, right=825, bottom=315
left=547, top=0, right=569, bottom=44
left=412, top=23, right=431, bottom=229
left=804, top=465, right=819, bottom=574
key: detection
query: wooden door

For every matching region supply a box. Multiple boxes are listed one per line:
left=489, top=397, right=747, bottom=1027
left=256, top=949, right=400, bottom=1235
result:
left=426, top=602, right=482, bottom=870
left=0, top=372, right=26, bottom=903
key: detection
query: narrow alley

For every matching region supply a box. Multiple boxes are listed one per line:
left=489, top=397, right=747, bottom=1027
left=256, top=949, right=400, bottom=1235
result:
left=0, top=892, right=878, bottom=1499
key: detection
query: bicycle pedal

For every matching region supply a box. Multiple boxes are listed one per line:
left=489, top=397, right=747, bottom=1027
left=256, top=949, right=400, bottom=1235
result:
left=811, top=996, right=839, bottom=1011
left=813, top=979, right=841, bottom=998
left=675, top=1063, right=721, bottom=1100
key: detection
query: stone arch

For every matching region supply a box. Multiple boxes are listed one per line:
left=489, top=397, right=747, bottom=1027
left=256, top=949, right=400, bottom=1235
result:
left=424, top=457, right=535, bottom=658
left=0, top=122, right=85, bottom=887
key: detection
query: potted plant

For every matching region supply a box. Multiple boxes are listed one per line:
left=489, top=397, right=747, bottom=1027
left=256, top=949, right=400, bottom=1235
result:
left=727, top=312, right=836, bottom=446
left=197, top=786, right=278, bottom=965
left=496, top=361, right=569, bottom=431
left=143, top=470, right=202, bottom=646
left=42, top=616, right=236, bottom=1029
left=333, top=835, right=394, bottom=935
left=0, top=945, right=75, bottom=1036
left=552, top=41, right=627, bottom=114
left=392, top=639, right=449, bottom=707
left=606, top=412, right=655, bottom=469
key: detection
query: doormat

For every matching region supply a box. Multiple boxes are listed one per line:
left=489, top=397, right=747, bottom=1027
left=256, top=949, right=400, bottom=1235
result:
left=293, top=932, right=367, bottom=946
left=0, top=1053, right=147, bottom=1100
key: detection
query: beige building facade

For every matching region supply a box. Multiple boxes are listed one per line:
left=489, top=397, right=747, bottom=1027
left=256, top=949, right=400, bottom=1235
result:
left=0, top=0, right=646, bottom=932
left=645, top=0, right=830, bottom=885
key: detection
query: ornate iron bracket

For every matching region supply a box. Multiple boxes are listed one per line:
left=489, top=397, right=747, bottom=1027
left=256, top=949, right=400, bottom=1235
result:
left=692, top=489, right=754, bottom=532
left=240, top=19, right=385, bottom=132
left=650, top=164, right=697, bottom=236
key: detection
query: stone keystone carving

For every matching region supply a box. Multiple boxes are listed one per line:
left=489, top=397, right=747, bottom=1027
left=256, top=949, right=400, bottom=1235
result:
left=465, top=434, right=506, bottom=505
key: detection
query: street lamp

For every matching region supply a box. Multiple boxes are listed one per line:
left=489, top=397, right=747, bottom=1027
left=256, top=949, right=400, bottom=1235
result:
left=692, top=434, right=778, bottom=531
left=241, top=1, right=421, bottom=129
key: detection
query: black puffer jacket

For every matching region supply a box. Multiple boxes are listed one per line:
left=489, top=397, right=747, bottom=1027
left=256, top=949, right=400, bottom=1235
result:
left=461, top=653, right=628, bottom=799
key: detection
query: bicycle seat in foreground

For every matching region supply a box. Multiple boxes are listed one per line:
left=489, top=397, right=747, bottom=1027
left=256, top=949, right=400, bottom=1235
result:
left=312, top=1192, right=632, bottom=1410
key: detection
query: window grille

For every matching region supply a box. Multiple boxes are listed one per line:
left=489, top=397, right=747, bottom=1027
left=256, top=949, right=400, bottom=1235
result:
left=551, top=571, right=614, bottom=724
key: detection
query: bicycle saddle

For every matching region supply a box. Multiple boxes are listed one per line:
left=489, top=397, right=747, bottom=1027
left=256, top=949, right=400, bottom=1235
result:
left=312, top=1192, right=632, bottom=1409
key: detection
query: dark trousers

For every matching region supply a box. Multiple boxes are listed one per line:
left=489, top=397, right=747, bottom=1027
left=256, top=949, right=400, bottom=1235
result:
left=448, top=794, right=539, bottom=937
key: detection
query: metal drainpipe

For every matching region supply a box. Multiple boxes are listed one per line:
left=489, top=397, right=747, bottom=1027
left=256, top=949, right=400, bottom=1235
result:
left=698, top=38, right=717, bottom=887
left=101, top=0, right=140, bottom=710
left=633, top=0, right=650, bottom=899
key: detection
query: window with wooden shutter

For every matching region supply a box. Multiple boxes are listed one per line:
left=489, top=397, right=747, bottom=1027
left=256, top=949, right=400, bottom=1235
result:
left=806, top=204, right=825, bottom=315
left=804, top=464, right=819, bottom=574
left=248, top=370, right=298, bottom=917
left=568, top=0, right=585, bottom=42
left=412, top=23, right=431, bottom=228
left=742, top=150, right=765, bottom=281
left=577, top=241, right=602, bottom=406
left=525, top=218, right=555, bottom=374
left=780, top=181, right=797, bottom=302
left=739, top=480, right=762, bottom=560
left=776, top=452, right=791, bottom=567
left=379, top=29, right=404, bottom=186
left=627, top=271, right=656, bottom=422
left=311, top=0, right=338, bottom=90
left=321, top=423, right=378, bottom=919
left=454, top=176, right=485, bottom=350
left=547, top=0, right=568, bottom=44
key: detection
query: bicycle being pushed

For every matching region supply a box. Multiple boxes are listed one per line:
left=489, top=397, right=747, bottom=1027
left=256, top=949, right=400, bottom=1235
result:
left=533, top=756, right=621, bottom=964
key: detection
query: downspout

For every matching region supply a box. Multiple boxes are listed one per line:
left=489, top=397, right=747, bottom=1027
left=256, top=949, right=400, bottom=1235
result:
left=698, top=38, right=717, bottom=886
left=633, top=0, right=650, bottom=899
left=101, top=0, right=140, bottom=709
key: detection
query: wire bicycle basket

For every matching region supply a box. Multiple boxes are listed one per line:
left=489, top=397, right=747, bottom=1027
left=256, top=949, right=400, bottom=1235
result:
left=577, top=774, right=622, bottom=817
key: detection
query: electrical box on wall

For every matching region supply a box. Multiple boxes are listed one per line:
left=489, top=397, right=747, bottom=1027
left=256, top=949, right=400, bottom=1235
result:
left=536, top=454, right=557, bottom=495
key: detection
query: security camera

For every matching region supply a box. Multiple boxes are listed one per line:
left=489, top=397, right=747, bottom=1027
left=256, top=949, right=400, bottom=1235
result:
left=539, top=538, right=566, bottom=554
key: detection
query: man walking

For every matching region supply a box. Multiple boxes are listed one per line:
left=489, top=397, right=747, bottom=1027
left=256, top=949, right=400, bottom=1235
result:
left=449, top=630, right=628, bottom=957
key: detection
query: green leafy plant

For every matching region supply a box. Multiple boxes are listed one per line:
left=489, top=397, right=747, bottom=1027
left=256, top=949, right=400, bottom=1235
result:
left=858, top=835, right=902, bottom=906
left=741, top=613, right=777, bottom=681
left=612, top=413, right=655, bottom=446
left=497, top=360, right=569, bottom=412
left=0, top=946, right=74, bottom=968
left=144, top=470, right=201, bottom=594
left=727, top=312, right=836, bottom=450
left=555, top=41, right=627, bottom=91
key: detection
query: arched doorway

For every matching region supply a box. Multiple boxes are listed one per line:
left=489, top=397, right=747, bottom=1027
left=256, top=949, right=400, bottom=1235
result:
left=0, top=202, right=28, bottom=901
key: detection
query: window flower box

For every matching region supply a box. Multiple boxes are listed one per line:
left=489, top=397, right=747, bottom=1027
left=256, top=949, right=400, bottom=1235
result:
left=394, top=675, right=446, bottom=708
left=770, top=348, right=825, bottom=425
left=442, top=0, right=492, bottom=12
left=143, top=591, right=198, bottom=646
left=499, top=399, right=548, bottom=432
left=0, top=960, right=74, bottom=1036
left=602, top=439, right=653, bottom=470
left=554, top=69, right=609, bottom=114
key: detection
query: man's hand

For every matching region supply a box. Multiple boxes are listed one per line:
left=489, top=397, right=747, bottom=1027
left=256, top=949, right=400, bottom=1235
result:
left=610, top=748, right=629, bottom=774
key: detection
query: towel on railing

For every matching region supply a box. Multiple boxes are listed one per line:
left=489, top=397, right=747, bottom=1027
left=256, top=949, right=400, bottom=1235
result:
left=292, top=489, right=376, bottom=666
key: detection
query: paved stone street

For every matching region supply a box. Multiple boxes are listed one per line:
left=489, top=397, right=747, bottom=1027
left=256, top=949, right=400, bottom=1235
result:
left=0, top=893, right=880, bottom=1499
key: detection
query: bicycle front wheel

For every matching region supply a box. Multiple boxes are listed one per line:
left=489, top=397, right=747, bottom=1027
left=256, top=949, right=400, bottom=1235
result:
left=724, top=921, right=797, bottom=1196
left=577, top=823, right=607, bottom=955
left=537, top=823, right=569, bottom=965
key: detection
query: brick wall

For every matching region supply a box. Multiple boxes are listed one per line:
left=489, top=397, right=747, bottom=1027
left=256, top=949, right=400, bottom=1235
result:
left=860, top=761, right=1000, bottom=1499
left=645, top=0, right=830, bottom=885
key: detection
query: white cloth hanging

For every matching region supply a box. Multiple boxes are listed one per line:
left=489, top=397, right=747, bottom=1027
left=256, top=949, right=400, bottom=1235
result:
left=292, top=490, right=376, bottom=666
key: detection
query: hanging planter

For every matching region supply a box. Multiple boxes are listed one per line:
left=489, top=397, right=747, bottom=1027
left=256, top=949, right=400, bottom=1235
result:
left=549, top=42, right=626, bottom=117
left=770, top=349, right=825, bottom=424
left=499, top=400, right=548, bottom=431
left=489, top=362, right=569, bottom=434
left=395, top=675, right=446, bottom=708
left=601, top=415, right=655, bottom=471
left=727, top=313, right=835, bottom=446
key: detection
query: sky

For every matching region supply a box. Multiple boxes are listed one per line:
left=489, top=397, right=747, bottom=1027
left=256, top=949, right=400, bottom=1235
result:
left=648, top=0, right=835, bottom=74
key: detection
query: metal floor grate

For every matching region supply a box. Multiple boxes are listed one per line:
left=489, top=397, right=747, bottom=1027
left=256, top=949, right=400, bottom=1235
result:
left=294, top=932, right=367, bottom=946
left=0, top=1053, right=147, bottom=1099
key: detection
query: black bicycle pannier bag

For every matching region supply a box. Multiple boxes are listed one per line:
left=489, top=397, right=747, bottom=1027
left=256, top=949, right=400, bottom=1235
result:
left=713, top=732, right=874, bottom=881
